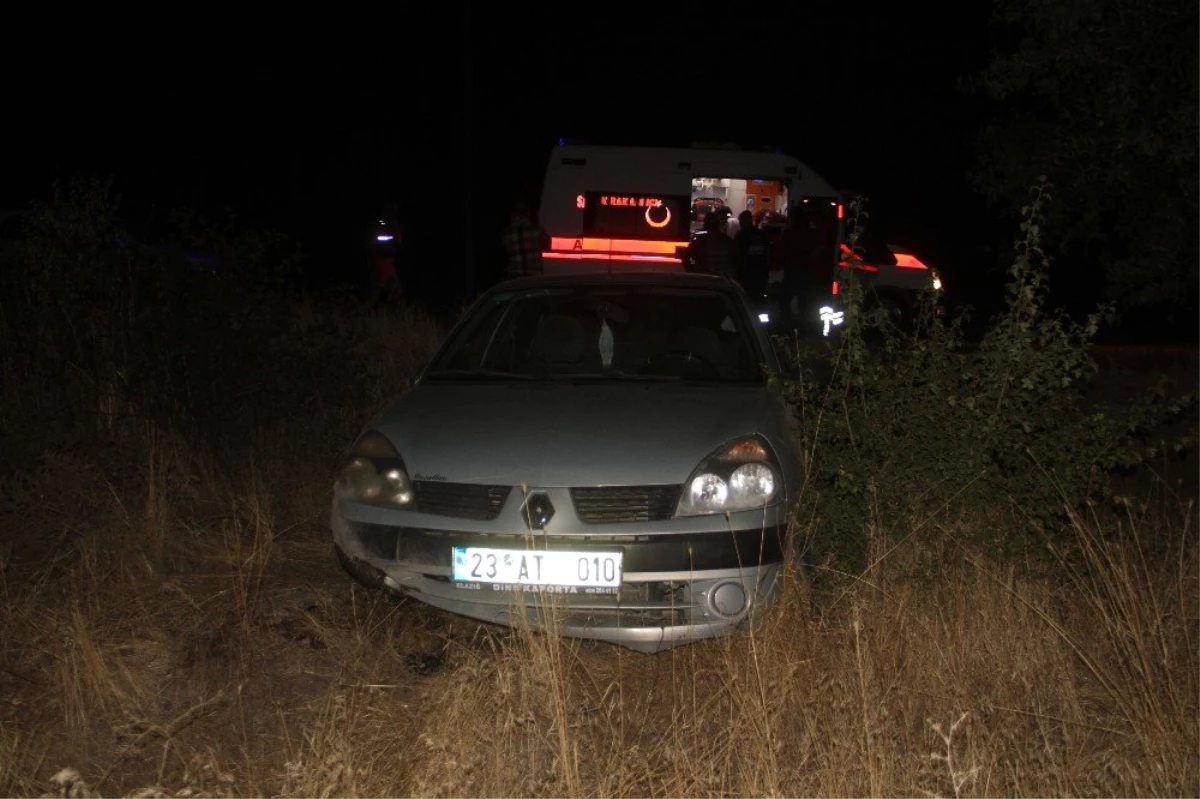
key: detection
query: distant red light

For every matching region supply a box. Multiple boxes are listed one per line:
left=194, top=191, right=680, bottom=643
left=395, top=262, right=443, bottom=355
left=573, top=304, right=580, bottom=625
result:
left=548, top=237, right=687, bottom=255
left=838, top=242, right=879, bottom=273
left=893, top=252, right=929, bottom=269
left=543, top=252, right=682, bottom=264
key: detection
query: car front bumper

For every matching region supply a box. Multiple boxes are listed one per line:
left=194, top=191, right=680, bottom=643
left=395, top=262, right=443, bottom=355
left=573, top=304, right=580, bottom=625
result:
left=331, top=497, right=790, bottom=653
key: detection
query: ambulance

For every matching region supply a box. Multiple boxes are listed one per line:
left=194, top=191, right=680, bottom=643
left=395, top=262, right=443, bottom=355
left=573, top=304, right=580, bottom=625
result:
left=537, top=143, right=940, bottom=333
left=538, top=142, right=843, bottom=273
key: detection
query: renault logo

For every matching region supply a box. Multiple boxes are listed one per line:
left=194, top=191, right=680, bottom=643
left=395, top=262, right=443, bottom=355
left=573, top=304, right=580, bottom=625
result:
left=521, top=493, right=555, bottom=531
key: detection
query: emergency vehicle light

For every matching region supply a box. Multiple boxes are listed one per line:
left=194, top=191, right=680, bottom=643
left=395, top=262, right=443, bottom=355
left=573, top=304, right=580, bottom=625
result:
left=838, top=261, right=880, bottom=273
left=893, top=253, right=929, bottom=269
left=548, top=237, right=688, bottom=256
left=542, top=252, right=682, bottom=264
left=838, top=242, right=879, bottom=273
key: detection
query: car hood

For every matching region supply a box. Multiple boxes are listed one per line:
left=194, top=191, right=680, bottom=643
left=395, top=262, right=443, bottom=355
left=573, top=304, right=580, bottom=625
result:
left=371, top=381, right=787, bottom=487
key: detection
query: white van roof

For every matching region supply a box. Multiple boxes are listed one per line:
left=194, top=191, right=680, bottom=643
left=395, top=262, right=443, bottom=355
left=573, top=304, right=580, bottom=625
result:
left=536, top=143, right=842, bottom=272
left=543, top=144, right=838, bottom=198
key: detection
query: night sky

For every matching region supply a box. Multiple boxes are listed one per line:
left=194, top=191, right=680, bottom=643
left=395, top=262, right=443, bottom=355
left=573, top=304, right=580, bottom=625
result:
left=4, top=6, right=1035, bottom=313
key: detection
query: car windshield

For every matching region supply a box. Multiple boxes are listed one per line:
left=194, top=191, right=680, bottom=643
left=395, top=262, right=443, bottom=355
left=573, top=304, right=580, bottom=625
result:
left=426, top=285, right=765, bottom=383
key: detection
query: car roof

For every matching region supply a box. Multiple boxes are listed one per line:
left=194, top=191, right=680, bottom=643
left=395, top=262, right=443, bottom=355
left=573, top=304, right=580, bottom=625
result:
left=488, top=270, right=738, bottom=294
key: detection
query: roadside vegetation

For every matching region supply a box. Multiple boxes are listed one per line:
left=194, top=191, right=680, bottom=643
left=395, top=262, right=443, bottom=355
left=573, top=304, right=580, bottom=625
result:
left=0, top=178, right=1195, bottom=797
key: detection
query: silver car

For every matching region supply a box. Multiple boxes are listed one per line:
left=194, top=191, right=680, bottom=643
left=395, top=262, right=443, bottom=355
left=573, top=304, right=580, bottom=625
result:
left=330, top=271, right=801, bottom=652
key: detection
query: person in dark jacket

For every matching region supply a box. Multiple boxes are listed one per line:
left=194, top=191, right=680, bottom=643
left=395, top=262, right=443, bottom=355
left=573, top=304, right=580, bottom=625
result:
left=733, top=210, right=770, bottom=300
left=686, top=211, right=739, bottom=278
left=776, top=204, right=827, bottom=326
left=368, top=202, right=403, bottom=304
left=503, top=199, right=547, bottom=278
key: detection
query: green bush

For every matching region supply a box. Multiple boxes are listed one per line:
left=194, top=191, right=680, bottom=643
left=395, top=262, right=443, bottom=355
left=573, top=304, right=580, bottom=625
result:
left=780, top=179, right=1196, bottom=571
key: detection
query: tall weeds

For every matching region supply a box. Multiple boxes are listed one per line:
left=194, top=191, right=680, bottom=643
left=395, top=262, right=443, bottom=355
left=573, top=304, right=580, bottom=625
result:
left=0, top=178, right=1194, bottom=797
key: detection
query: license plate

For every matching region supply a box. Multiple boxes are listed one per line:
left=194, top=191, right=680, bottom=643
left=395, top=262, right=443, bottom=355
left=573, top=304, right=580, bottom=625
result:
left=452, top=547, right=622, bottom=589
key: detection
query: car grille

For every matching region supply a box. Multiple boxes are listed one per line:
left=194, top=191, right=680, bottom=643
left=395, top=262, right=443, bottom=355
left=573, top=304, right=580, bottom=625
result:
left=413, top=481, right=511, bottom=521
left=570, top=485, right=682, bottom=524
left=567, top=606, right=688, bottom=627
left=352, top=525, right=786, bottom=572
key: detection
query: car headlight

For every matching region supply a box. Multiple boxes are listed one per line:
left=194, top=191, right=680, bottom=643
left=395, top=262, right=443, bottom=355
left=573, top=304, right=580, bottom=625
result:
left=334, top=431, right=414, bottom=507
left=676, top=435, right=781, bottom=516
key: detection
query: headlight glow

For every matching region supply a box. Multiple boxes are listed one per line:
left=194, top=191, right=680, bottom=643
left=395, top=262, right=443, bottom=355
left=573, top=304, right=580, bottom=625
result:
left=335, top=431, right=414, bottom=508
left=730, top=463, right=776, bottom=502
left=676, top=435, right=782, bottom=517
left=688, top=473, right=729, bottom=512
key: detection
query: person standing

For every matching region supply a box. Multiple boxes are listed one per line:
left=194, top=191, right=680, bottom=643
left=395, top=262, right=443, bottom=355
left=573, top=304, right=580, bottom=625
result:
left=776, top=205, right=824, bottom=326
left=503, top=199, right=546, bottom=278
left=733, top=210, right=770, bottom=300
left=368, top=202, right=403, bottom=304
left=686, top=212, right=740, bottom=279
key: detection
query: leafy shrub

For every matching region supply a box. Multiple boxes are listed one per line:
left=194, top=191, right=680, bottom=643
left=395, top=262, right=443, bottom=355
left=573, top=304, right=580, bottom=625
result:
left=780, top=179, right=1196, bottom=570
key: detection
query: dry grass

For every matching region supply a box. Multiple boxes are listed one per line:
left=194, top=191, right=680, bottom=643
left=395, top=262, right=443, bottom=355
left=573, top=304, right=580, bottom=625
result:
left=0, top=302, right=1196, bottom=798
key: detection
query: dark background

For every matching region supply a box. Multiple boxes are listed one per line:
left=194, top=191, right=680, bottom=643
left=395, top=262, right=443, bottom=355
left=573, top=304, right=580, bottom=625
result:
left=1, top=5, right=1184, bottom=338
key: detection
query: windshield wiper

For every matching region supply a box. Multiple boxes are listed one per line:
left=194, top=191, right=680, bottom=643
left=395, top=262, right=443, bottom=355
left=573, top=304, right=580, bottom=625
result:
left=423, top=368, right=538, bottom=381
left=426, top=369, right=692, bottom=383
left=558, top=371, right=683, bottom=382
